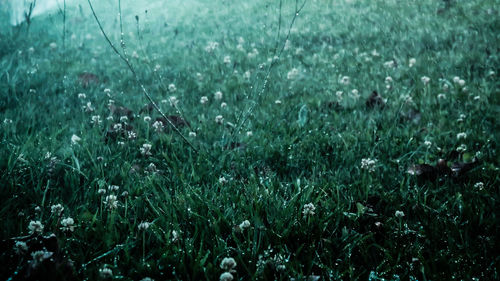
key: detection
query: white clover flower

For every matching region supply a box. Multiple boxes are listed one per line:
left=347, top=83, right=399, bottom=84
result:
left=91, top=115, right=102, bottom=125
left=154, top=64, right=161, bottom=72
left=51, top=204, right=64, bottom=216
left=275, top=100, right=282, bottom=105
left=131, top=51, right=139, bottom=58
left=61, top=217, right=75, bottom=232
left=189, top=131, right=197, bottom=137
left=458, top=79, right=466, bottom=87
left=140, top=278, right=154, bottom=281
left=408, top=58, right=416, bottom=67
left=395, top=210, right=405, bottom=218
left=127, top=130, right=137, bottom=140
left=424, top=140, right=432, bottom=148
left=14, top=241, right=28, bottom=254
left=385, top=76, right=393, bottom=84
left=246, top=131, right=253, bottom=137
left=371, top=49, right=380, bottom=57
left=215, top=115, right=224, bottom=124
left=138, top=221, right=150, bottom=230
left=238, top=220, right=251, bottom=230
left=220, top=257, right=237, bottom=271
left=168, top=83, right=177, bottom=92
left=287, top=68, right=299, bottom=80
left=152, top=121, right=164, bottom=132
left=453, top=76, right=461, bottom=83
left=421, top=76, right=431, bottom=85
left=383, top=60, right=395, bottom=68
left=340, top=76, right=350, bottom=85
left=351, top=89, right=360, bottom=100
left=171, top=230, right=179, bottom=243
left=117, top=141, right=125, bottom=146
left=220, top=272, right=234, bottom=281
left=3, top=118, right=13, bottom=124
left=223, top=56, right=231, bottom=64
left=196, top=72, right=203, bottom=81
left=98, top=188, right=106, bottom=195
left=205, top=41, right=219, bottom=52
left=106, top=116, right=114, bottom=121
left=302, top=203, right=316, bottom=217
left=120, top=116, right=128, bottom=123
left=140, top=143, right=152, bottom=156
left=361, top=158, right=378, bottom=172
left=99, top=267, right=113, bottom=278
left=456, top=132, right=467, bottom=140
left=247, top=48, right=259, bottom=59
left=200, top=96, right=209, bottom=104
left=113, top=123, right=123, bottom=131
left=31, top=249, right=53, bottom=266
left=104, top=195, right=118, bottom=209
left=219, top=176, right=228, bottom=184
left=236, top=44, right=245, bottom=51
left=104, top=88, right=111, bottom=94
left=437, top=93, right=446, bottom=100
left=108, top=185, right=119, bottom=191
left=221, top=102, right=227, bottom=108
left=28, top=47, right=35, bottom=53
left=28, top=220, right=44, bottom=234
left=474, top=182, right=484, bottom=189
left=336, top=91, right=343, bottom=101
left=214, top=91, right=223, bottom=100
left=244, top=71, right=251, bottom=79
left=143, top=116, right=151, bottom=122
left=49, top=42, right=57, bottom=49
left=456, top=144, right=467, bottom=153
left=71, top=134, right=81, bottom=145
left=169, top=96, right=179, bottom=106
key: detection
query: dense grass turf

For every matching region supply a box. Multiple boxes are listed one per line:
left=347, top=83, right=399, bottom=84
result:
left=0, top=0, right=499, bottom=280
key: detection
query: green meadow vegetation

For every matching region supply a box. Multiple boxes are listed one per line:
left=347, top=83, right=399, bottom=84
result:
left=0, top=0, right=499, bottom=280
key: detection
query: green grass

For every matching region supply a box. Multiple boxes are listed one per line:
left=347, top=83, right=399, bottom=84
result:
left=1, top=0, right=499, bottom=280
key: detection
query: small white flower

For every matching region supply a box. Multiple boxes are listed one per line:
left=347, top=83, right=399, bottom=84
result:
left=152, top=121, right=164, bottom=132
left=168, top=83, right=177, bottom=92
left=127, top=131, right=136, bottom=140
left=336, top=91, right=343, bottom=101
left=171, top=230, right=179, bottom=243
left=108, top=185, right=119, bottom=191
left=205, top=41, right=219, bottom=52
left=361, top=158, right=378, bottom=172
left=453, top=76, right=461, bottom=84
left=144, top=116, right=151, bottom=122
left=200, top=96, right=209, bottom=104
left=302, top=203, right=316, bottom=217
left=395, top=210, right=405, bottom=218
left=49, top=42, right=57, bottom=49
left=196, top=72, right=203, bottom=81
left=424, top=140, right=432, bottom=148
left=385, top=76, right=393, bottom=84
left=189, top=131, right=197, bottom=137
left=221, top=102, right=227, bottom=108
left=408, top=58, right=416, bottom=67
left=215, top=115, right=224, bottom=124
left=113, top=123, right=123, bottom=131
left=131, top=51, right=139, bottom=58
left=456, top=132, right=467, bottom=140
left=219, top=176, right=228, bottom=184
left=421, top=76, right=431, bottom=85
left=220, top=257, right=237, bottom=271
left=138, top=221, right=150, bottom=230
left=437, top=93, right=446, bottom=100
left=246, top=131, right=253, bottom=137
left=117, top=141, right=125, bottom=146
left=223, top=56, right=231, bottom=64
left=28, top=220, right=44, bottom=234
left=140, top=144, right=152, bottom=156
left=61, top=217, right=75, bottom=232
left=14, top=241, right=28, bottom=254
left=371, top=49, right=380, bottom=57
left=214, top=91, right=223, bottom=100
left=91, top=115, right=102, bottom=125
left=98, top=188, right=106, bottom=195
left=99, top=267, right=113, bottom=278
left=51, top=204, right=64, bottom=216
left=456, top=144, right=467, bottom=153
left=104, top=195, right=118, bottom=209
left=104, top=88, right=111, bottom=94
left=169, top=96, right=179, bottom=106
left=154, top=64, right=161, bottom=71
left=3, top=118, right=13, bottom=124
left=120, top=116, right=128, bottom=123
left=238, top=220, right=251, bottom=230
left=71, top=134, right=81, bottom=144
left=383, top=60, right=395, bottom=68
left=244, top=71, right=251, bottom=79
left=275, top=100, right=282, bottom=105
left=220, top=272, right=234, bottom=281
left=340, top=76, right=350, bottom=85
left=84, top=102, right=94, bottom=112
left=287, top=68, right=299, bottom=80
left=458, top=79, right=466, bottom=87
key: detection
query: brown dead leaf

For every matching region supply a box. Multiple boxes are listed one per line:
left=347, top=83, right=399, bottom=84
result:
left=109, top=104, right=135, bottom=120
left=78, top=72, right=99, bottom=88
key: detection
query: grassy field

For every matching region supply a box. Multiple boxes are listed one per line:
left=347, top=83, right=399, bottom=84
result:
left=0, top=0, right=499, bottom=280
